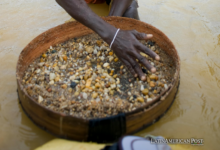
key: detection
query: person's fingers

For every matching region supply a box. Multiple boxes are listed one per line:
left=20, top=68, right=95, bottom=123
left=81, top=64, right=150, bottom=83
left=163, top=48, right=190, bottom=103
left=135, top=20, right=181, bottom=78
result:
left=132, top=30, right=153, bottom=40
left=121, top=59, right=137, bottom=77
left=135, top=42, right=160, bottom=60
left=128, top=56, right=146, bottom=81
left=131, top=30, right=160, bottom=60
left=132, top=51, right=156, bottom=73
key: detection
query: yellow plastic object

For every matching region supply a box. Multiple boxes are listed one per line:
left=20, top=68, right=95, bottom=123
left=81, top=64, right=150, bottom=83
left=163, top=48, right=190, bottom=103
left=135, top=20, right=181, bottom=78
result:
left=35, top=139, right=106, bottom=150
left=89, top=3, right=110, bottom=16
left=35, top=138, right=196, bottom=150
left=67, top=3, right=109, bottom=22
left=170, top=144, right=201, bottom=150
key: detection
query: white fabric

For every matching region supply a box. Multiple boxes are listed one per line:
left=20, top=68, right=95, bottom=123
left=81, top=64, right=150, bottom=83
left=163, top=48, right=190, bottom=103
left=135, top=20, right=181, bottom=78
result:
left=121, top=136, right=157, bottom=150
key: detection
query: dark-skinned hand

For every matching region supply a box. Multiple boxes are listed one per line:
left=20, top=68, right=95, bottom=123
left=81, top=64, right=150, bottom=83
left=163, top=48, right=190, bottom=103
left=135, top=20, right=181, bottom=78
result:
left=110, top=30, right=160, bottom=81
left=55, top=0, right=159, bottom=81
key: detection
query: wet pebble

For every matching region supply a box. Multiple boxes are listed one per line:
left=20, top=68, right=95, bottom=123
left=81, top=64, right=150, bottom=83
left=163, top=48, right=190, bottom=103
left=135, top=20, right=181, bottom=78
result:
left=49, top=73, right=56, bottom=80
left=38, top=95, right=43, bottom=103
left=137, top=97, right=144, bottom=103
left=103, top=63, right=109, bottom=68
left=86, top=46, right=93, bottom=53
left=52, top=50, right=57, bottom=53
left=150, top=81, right=156, bottom=87
left=70, top=81, right=77, bottom=89
left=142, top=89, right=149, bottom=95
left=92, top=93, right=98, bottom=99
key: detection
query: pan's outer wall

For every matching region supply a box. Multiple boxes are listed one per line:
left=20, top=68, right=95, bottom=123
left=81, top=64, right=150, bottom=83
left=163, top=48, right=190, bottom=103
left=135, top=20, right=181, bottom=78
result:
left=16, top=17, right=180, bottom=141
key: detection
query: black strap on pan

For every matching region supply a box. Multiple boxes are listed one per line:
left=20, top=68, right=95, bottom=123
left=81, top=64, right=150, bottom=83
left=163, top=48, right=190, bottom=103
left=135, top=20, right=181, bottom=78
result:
left=88, top=113, right=126, bottom=143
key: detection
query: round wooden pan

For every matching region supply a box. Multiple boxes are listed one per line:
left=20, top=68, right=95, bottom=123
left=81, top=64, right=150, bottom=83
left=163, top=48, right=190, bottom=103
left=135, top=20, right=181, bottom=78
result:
left=16, top=16, right=180, bottom=142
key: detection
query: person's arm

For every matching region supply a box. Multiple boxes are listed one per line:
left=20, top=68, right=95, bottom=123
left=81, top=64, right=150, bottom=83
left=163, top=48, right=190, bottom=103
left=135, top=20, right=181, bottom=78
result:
left=108, top=0, right=133, bottom=17
left=56, top=0, right=160, bottom=81
left=56, top=0, right=116, bottom=44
